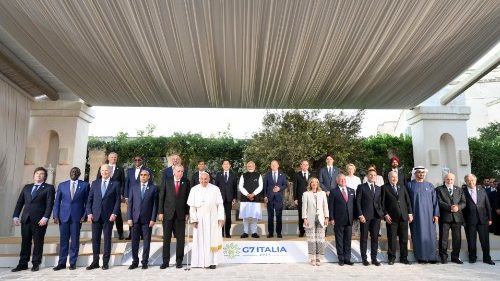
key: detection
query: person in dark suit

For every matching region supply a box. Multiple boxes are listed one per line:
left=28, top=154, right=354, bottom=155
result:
left=263, top=160, right=288, bottom=238
left=293, top=160, right=314, bottom=237
left=161, top=153, right=188, bottom=187
left=214, top=159, right=238, bottom=238
left=53, top=167, right=90, bottom=270
left=484, top=179, right=499, bottom=235
left=381, top=171, right=413, bottom=265
left=356, top=168, right=384, bottom=266
left=384, top=156, right=406, bottom=187
left=127, top=169, right=158, bottom=270
left=97, top=152, right=126, bottom=239
left=11, top=167, right=55, bottom=272
left=158, top=165, right=190, bottom=269
left=319, top=154, right=339, bottom=196
left=462, top=174, right=495, bottom=265
left=436, top=173, right=466, bottom=264
left=191, top=160, right=212, bottom=187
left=86, top=164, right=121, bottom=270
left=329, top=174, right=355, bottom=266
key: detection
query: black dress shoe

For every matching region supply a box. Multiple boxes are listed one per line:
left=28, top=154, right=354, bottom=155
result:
left=344, top=261, right=354, bottom=265
left=441, top=258, right=448, bottom=264
left=277, top=234, right=283, bottom=238
left=31, top=265, right=40, bottom=272
left=251, top=233, right=259, bottom=238
left=400, top=259, right=411, bottom=265
left=159, top=263, right=169, bottom=269
left=125, top=235, right=131, bottom=240
left=101, top=264, right=109, bottom=270
left=176, top=264, right=182, bottom=269
left=209, top=265, right=216, bottom=269
left=267, top=234, right=274, bottom=238
left=388, top=260, right=394, bottom=265
left=451, top=258, right=463, bottom=264
left=362, top=260, right=370, bottom=266
left=86, top=263, right=100, bottom=270
left=142, top=264, right=148, bottom=269
left=428, top=260, right=437, bottom=264
left=69, top=264, right=76, bottom=270
left=417, top=260, right=427, bottom=264
left=225, top=235, right=231, bottom=238
left=372, top=261, right=381, bottom=266
left=484, top=260, right=495, bottom=265
left=128, top=263, right=138, bottom=270
left=118, top=234, right=124, bottom=240
left=338, top=261, right=345, bottom=266
left=53, top=264, right=66, bottom=271
left=298, top=233, right=305, bottom=237
left=11, top=265, right=28, bottom=272
left=469, top=259, right=476, bottom=264
left=240, top=233, right=248, bottom=238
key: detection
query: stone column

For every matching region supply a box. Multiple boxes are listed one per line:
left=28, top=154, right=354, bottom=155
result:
left=407, top=106, right=471, bottom=186
left=88, top=149, right=106, bottom=181
left=23, top=101, right=95, bottom=186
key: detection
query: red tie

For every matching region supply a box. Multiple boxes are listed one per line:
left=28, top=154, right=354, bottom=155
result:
left=175, top=181, right=180, bottom=195
left=342, top=188, right=348, bottom=202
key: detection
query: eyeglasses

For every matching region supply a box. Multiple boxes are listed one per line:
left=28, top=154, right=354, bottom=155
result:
left=134, top=159, right=142, bottom=162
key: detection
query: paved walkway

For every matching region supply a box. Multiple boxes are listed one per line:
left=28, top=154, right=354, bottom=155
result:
left=0, top=262, right=498, bottom=281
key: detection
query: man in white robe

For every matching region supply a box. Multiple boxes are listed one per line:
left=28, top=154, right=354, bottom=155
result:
left=188, top=172, right=225, bottom=269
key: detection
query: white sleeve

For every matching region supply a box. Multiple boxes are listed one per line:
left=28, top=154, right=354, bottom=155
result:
left=238, top=175, right=248, bottom=196
left=253, top=176, right=263, bottom=195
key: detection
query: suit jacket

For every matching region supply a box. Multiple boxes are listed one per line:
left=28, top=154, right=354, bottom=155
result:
left=158, top=177, right=190, bottom=220
left=214, top=171, right=238, bottom=203
left=161, top=165, right=188, bottom=187
left=436, top=184, right=466, bottom=223
left=319, top=166, right=339, bottom=192
left=485, top=187, right=497, bottom=211
left=462, top=187, right=492, bottom=226
left=384, top=169, right=406, bottom=188
left=263, top=170, right=288, bottom=202
left=97, top=164, right=126, bottom=197
left=302, top=191, right=329, bottom=228
left=127, top=182, right=158, bottom=223
left=356, top=182, right=384, bottom=220
left=86, top=179, right=121, bottom=222
left=13, top=182, right=55, bottom=223
left=124, top=166, right=153, bottom=198
left=293, top=171, right=315, bottom=202
left=381, top=182, right=412, bottom=222
left=191, top=171, right=213, bottom=187
left=53, top=180, right=90, bottom=223
left=329, top=186, right=355, bottom=226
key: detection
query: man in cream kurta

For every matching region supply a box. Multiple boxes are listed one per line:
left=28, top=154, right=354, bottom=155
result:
left=187, top=172, right=225, bottom=269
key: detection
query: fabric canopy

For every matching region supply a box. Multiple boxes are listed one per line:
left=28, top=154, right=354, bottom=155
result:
left=0, top=0, right=499, bottom=108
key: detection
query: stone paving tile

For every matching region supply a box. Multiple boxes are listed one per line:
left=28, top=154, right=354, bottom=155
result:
left=0, top=263, right=498, bottom=281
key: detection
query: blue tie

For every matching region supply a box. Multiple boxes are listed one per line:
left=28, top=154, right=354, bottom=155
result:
left=101, top=181, right=107, bottom=198
left=31, top=185, right=40, bottom=197
left=141, top=184, right=146, bottom=199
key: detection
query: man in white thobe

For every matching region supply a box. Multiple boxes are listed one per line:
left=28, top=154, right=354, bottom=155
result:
left=188, top=172, right=225, bottom=269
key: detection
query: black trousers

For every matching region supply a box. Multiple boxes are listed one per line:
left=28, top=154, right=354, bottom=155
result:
left=131, top=219, right=153, bottom=265
left=360, top=218, right=381, bottom=261
left=386, top=220, right=409, bottom=261
left=334, top=224, right=352, bottom=262
left=91, top=217, right=114, bottom=264
left=297, top=200, right=305, bottom=235
left=162, top=214, right=185, bottom=265
left=439, top=221, right=462, bottom=260
left=19, top=218, right=48, bottom=266
left=267, top=200, right=283, bottom=235
left=465, top=223, right=491, bottom=261
left=222, top=201, right=232, bottom=236
left=115, top=208, right=124, bottom=236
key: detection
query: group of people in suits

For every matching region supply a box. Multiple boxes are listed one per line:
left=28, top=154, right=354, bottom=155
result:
left=10, top=151, right=499, bottom=272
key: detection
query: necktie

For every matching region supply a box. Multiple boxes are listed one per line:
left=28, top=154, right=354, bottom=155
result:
left=471, top=189, right=477, bottom=204
left=273, top=172, right=277, bottom=184
left=141, top=184, right=146, bottom=199
left=71, top=181, right=76, bottom=200
left=110, top=165, right=115, bottom=177
left=31, top=185, right=40, bottom=196
left=341, top=188, right=348, bottom=202
left=224, top=172, right=228, bottom=183
left=328, top=167, right=332, bottom=177
left=101, top=181, right=107, bottom=198
left=393, top=185, right=398, bottom=195
left=370, top=183, right=375, bottom=195
left=448, top=188, right=453, bottom=196
left=303, top=172, right=307, bottom=180
left=175, top=181, right=180, bottom=195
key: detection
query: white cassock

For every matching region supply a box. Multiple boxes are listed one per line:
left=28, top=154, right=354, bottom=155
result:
left=187, top=183, right=225, bottom=268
